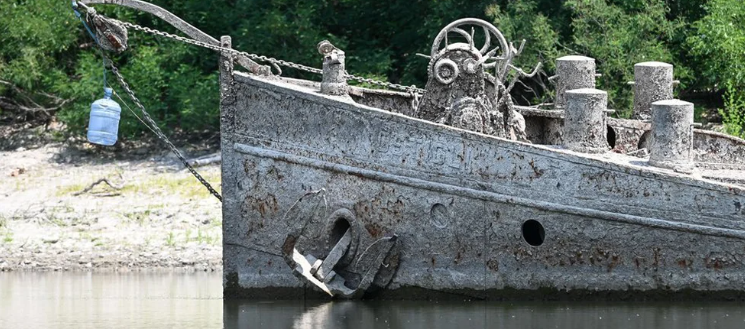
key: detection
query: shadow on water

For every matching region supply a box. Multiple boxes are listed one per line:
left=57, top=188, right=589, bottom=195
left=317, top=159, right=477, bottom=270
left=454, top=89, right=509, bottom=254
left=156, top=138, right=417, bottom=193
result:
left=224, top=299, right=745, bottom=329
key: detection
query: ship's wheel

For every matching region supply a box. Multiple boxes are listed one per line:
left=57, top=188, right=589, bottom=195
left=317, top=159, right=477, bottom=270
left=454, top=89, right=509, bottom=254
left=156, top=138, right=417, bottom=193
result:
left=429, top=18, right=511, bottom=82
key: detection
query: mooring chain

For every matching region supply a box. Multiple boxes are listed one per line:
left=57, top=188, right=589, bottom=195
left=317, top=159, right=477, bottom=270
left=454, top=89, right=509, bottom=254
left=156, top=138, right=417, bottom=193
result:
left=111, top=18, right=424, bottom=94
left=107, top=60, right=223, bottom=202
left=343, top=74, right=426, bottom=94
left=75, top=9, right=430, bottom=203
left=116, top=20, right=323, bottom=75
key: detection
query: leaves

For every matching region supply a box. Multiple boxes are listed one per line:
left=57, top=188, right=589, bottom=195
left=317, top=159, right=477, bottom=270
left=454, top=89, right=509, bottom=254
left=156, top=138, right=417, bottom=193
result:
left=1, top=0, right=744, bottom=138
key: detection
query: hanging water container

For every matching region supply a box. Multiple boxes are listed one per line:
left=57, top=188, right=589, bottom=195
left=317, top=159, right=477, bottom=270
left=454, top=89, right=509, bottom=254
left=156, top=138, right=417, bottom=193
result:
left=87, top=87, right=121, bottom=146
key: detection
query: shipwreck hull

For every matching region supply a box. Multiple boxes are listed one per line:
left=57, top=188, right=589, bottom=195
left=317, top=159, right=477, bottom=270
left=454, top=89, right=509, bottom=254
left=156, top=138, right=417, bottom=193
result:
left=221, top=69, right=745, bottom=299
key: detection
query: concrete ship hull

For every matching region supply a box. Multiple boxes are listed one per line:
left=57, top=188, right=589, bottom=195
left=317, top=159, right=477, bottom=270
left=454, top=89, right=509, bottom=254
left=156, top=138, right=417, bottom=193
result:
left=220, top=70, right=745, bottom=299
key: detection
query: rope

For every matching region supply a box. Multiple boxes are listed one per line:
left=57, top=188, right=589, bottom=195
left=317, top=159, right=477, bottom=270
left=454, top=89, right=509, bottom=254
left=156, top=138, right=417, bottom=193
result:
left=72, top=1, right=106, bottom=89
left=72, top=1, right=223, bottom=202
left=72, top=7, right=430, bottom=202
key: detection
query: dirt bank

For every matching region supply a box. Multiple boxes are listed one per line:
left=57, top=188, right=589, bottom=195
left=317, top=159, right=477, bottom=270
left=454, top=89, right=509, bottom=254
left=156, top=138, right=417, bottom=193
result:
left=0, top=137, right=223, bottom=272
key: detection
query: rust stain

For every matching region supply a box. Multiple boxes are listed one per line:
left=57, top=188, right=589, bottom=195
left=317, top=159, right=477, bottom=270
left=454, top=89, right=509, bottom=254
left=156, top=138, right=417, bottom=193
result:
left=704, top=255, right=732, bottom=270
left=267, top=166, right=284, bottom=181
left=607, top=254, right=620, bottom=272
left=245, top=194, right=279, bottom=218
left=365, top=223, right=384, bottom=239
left=651, top=248, right=661, bottom=268
left=243, top=159, right=256, bottom=175
left=677, top=259, right=692, bottom=269
left=281, top=235, right=297, bottom=258
left=528, top=159, right=544, bottom=178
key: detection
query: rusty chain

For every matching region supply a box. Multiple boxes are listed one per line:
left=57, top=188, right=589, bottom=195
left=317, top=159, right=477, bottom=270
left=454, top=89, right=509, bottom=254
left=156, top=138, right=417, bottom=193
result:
left=76, top=7, right=429, bottom=203
left=113, top=19, right=425, bottom=94
left=107, top=58, right=223, bottom=202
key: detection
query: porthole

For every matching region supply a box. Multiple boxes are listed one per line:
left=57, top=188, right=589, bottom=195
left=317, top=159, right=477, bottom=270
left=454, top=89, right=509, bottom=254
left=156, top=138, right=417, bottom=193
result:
left=522, top=220, right=545, bottom=246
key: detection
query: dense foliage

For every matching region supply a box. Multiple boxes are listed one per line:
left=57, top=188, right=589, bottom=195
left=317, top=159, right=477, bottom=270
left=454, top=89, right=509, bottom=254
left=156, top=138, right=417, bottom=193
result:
left=1, top=0, right=744, bottom=138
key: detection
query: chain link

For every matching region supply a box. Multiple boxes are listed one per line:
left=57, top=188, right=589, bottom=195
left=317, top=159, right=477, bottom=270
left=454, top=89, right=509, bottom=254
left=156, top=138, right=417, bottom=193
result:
left=117, top=20, right=323, bottom=74
left=343, top=74, right=426, bottom=94
left=89, top=14, right=432, bottom=203
left=114, top=19, right=424, bottom=94
left=107, top=58, right=224, bottom=202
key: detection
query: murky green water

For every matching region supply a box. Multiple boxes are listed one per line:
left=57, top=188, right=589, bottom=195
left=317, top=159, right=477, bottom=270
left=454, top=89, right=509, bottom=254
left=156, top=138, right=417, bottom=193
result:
left=1, top=272, right=744, bottom=328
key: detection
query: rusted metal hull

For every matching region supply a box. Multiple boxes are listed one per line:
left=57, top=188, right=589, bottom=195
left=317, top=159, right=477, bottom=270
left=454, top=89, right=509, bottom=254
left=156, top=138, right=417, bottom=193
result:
left=221, top=71, right=745, bottom=300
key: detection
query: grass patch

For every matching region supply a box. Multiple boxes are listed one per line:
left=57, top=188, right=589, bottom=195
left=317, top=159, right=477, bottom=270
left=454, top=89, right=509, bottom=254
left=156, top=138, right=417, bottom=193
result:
left=43, top=205, right=76, bottom=227
left=55, top=170, right=220, bottom=199
left=55, top=183, right=86, bottom=196
left=208, top=216, right=222, bottom=229
left=120, top=172, right=221, bottom=199
left=166, top=231, right=176, bottom=247
left=123, top=209, right=153, bottom=225
left=2, top=230, right=13, bottom=244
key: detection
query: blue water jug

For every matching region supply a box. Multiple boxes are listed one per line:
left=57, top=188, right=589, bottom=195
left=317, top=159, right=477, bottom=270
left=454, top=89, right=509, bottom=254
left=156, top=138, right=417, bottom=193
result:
left=87, top=87, right=121, bottom=146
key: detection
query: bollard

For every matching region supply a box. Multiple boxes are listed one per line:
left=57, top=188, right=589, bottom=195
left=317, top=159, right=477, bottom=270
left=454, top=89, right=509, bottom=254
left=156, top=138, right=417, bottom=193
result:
left=555, top=56, right=596, bottom=109
left=563, top=88, right=609, bottom=154
left=648, top=99, right=694, bottom=173
left=632, top=61, right=674, bottom=120
left=318, top=40, right=348, bottom=96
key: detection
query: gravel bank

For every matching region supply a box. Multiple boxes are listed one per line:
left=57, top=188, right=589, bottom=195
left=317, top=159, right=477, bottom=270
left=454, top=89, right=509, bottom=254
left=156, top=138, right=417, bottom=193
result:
left=0, top=142, right=223, bottom=272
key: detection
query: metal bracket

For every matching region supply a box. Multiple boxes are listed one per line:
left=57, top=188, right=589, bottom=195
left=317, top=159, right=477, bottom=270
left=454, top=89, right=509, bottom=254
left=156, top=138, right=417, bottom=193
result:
left=78, top=0, right=270, bottom=75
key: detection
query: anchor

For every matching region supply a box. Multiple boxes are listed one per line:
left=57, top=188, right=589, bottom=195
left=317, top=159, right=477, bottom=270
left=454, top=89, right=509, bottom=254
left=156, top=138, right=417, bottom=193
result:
left=282, top=207, right=400, bottom=298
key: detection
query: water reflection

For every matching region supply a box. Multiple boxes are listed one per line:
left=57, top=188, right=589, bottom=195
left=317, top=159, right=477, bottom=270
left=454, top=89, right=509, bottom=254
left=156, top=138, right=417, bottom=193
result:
left=224, top=299, right=745, bottom=329
left=0, top=272, right=222, bottom=329
left=2, top=272, right=744, bottom=329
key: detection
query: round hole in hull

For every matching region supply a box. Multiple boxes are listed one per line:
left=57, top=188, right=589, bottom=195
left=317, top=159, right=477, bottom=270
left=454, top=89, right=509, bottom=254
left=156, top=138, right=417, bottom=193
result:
left=522, top=220, right=545, bottom=246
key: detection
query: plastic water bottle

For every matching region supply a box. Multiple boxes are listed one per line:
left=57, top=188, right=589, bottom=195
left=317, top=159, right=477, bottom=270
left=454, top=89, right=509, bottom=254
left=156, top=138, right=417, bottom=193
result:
left=87, top=87, right=121, bottom=146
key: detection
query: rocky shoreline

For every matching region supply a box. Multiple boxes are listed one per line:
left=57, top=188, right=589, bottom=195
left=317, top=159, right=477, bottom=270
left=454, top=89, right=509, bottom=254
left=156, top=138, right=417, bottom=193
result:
left=0, top=140, right=223, bottom=273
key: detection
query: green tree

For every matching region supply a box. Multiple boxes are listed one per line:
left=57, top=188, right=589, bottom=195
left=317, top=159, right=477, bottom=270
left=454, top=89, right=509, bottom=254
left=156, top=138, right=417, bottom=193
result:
left=565, top=0, right=689, bottom=117
left=0, top=0, right=80, bottom=120
left=690, top=0, right=745, bottom=135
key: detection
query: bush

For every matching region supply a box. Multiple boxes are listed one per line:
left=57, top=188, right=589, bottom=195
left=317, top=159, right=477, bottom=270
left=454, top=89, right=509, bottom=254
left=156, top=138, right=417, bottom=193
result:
left=2, top=0, right=745, bottom=140
left=720, top=82, right=745, bottom=138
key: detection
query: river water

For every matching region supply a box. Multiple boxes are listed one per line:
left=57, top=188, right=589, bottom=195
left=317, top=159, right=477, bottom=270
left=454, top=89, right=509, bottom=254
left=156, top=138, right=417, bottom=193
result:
left=1, top=272, right=743, bottom=328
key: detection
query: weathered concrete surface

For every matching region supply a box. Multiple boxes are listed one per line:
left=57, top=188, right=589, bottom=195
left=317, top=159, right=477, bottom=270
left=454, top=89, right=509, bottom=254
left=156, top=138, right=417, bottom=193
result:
left=555, top=56, right=596, bottom=109
left=417, top=44, right=499, bottom=135
left=633, top=62, right=674, bottom=120
left=319, top=41, right=349, bottom=96
left=649, top=100, right=694, bottom=172
left=563, top=88, right=609, bottom=153
left=519, top=109, right=745, bottom=163
left=221, top=71, right=745, bottom=300
left=693, top=129, right=745, bottom=166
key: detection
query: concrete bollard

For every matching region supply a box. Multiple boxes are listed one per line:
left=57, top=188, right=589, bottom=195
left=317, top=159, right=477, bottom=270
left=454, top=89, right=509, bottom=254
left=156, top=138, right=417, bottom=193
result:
left=648, top=99, right=694, bottom=173
left=563, top=88, right=609, bottom=154
left=555, top=56, right=596, bottom=109
left=318, top=40, right=348, bottom=96
left=632, top=61, right=674, bottom=120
